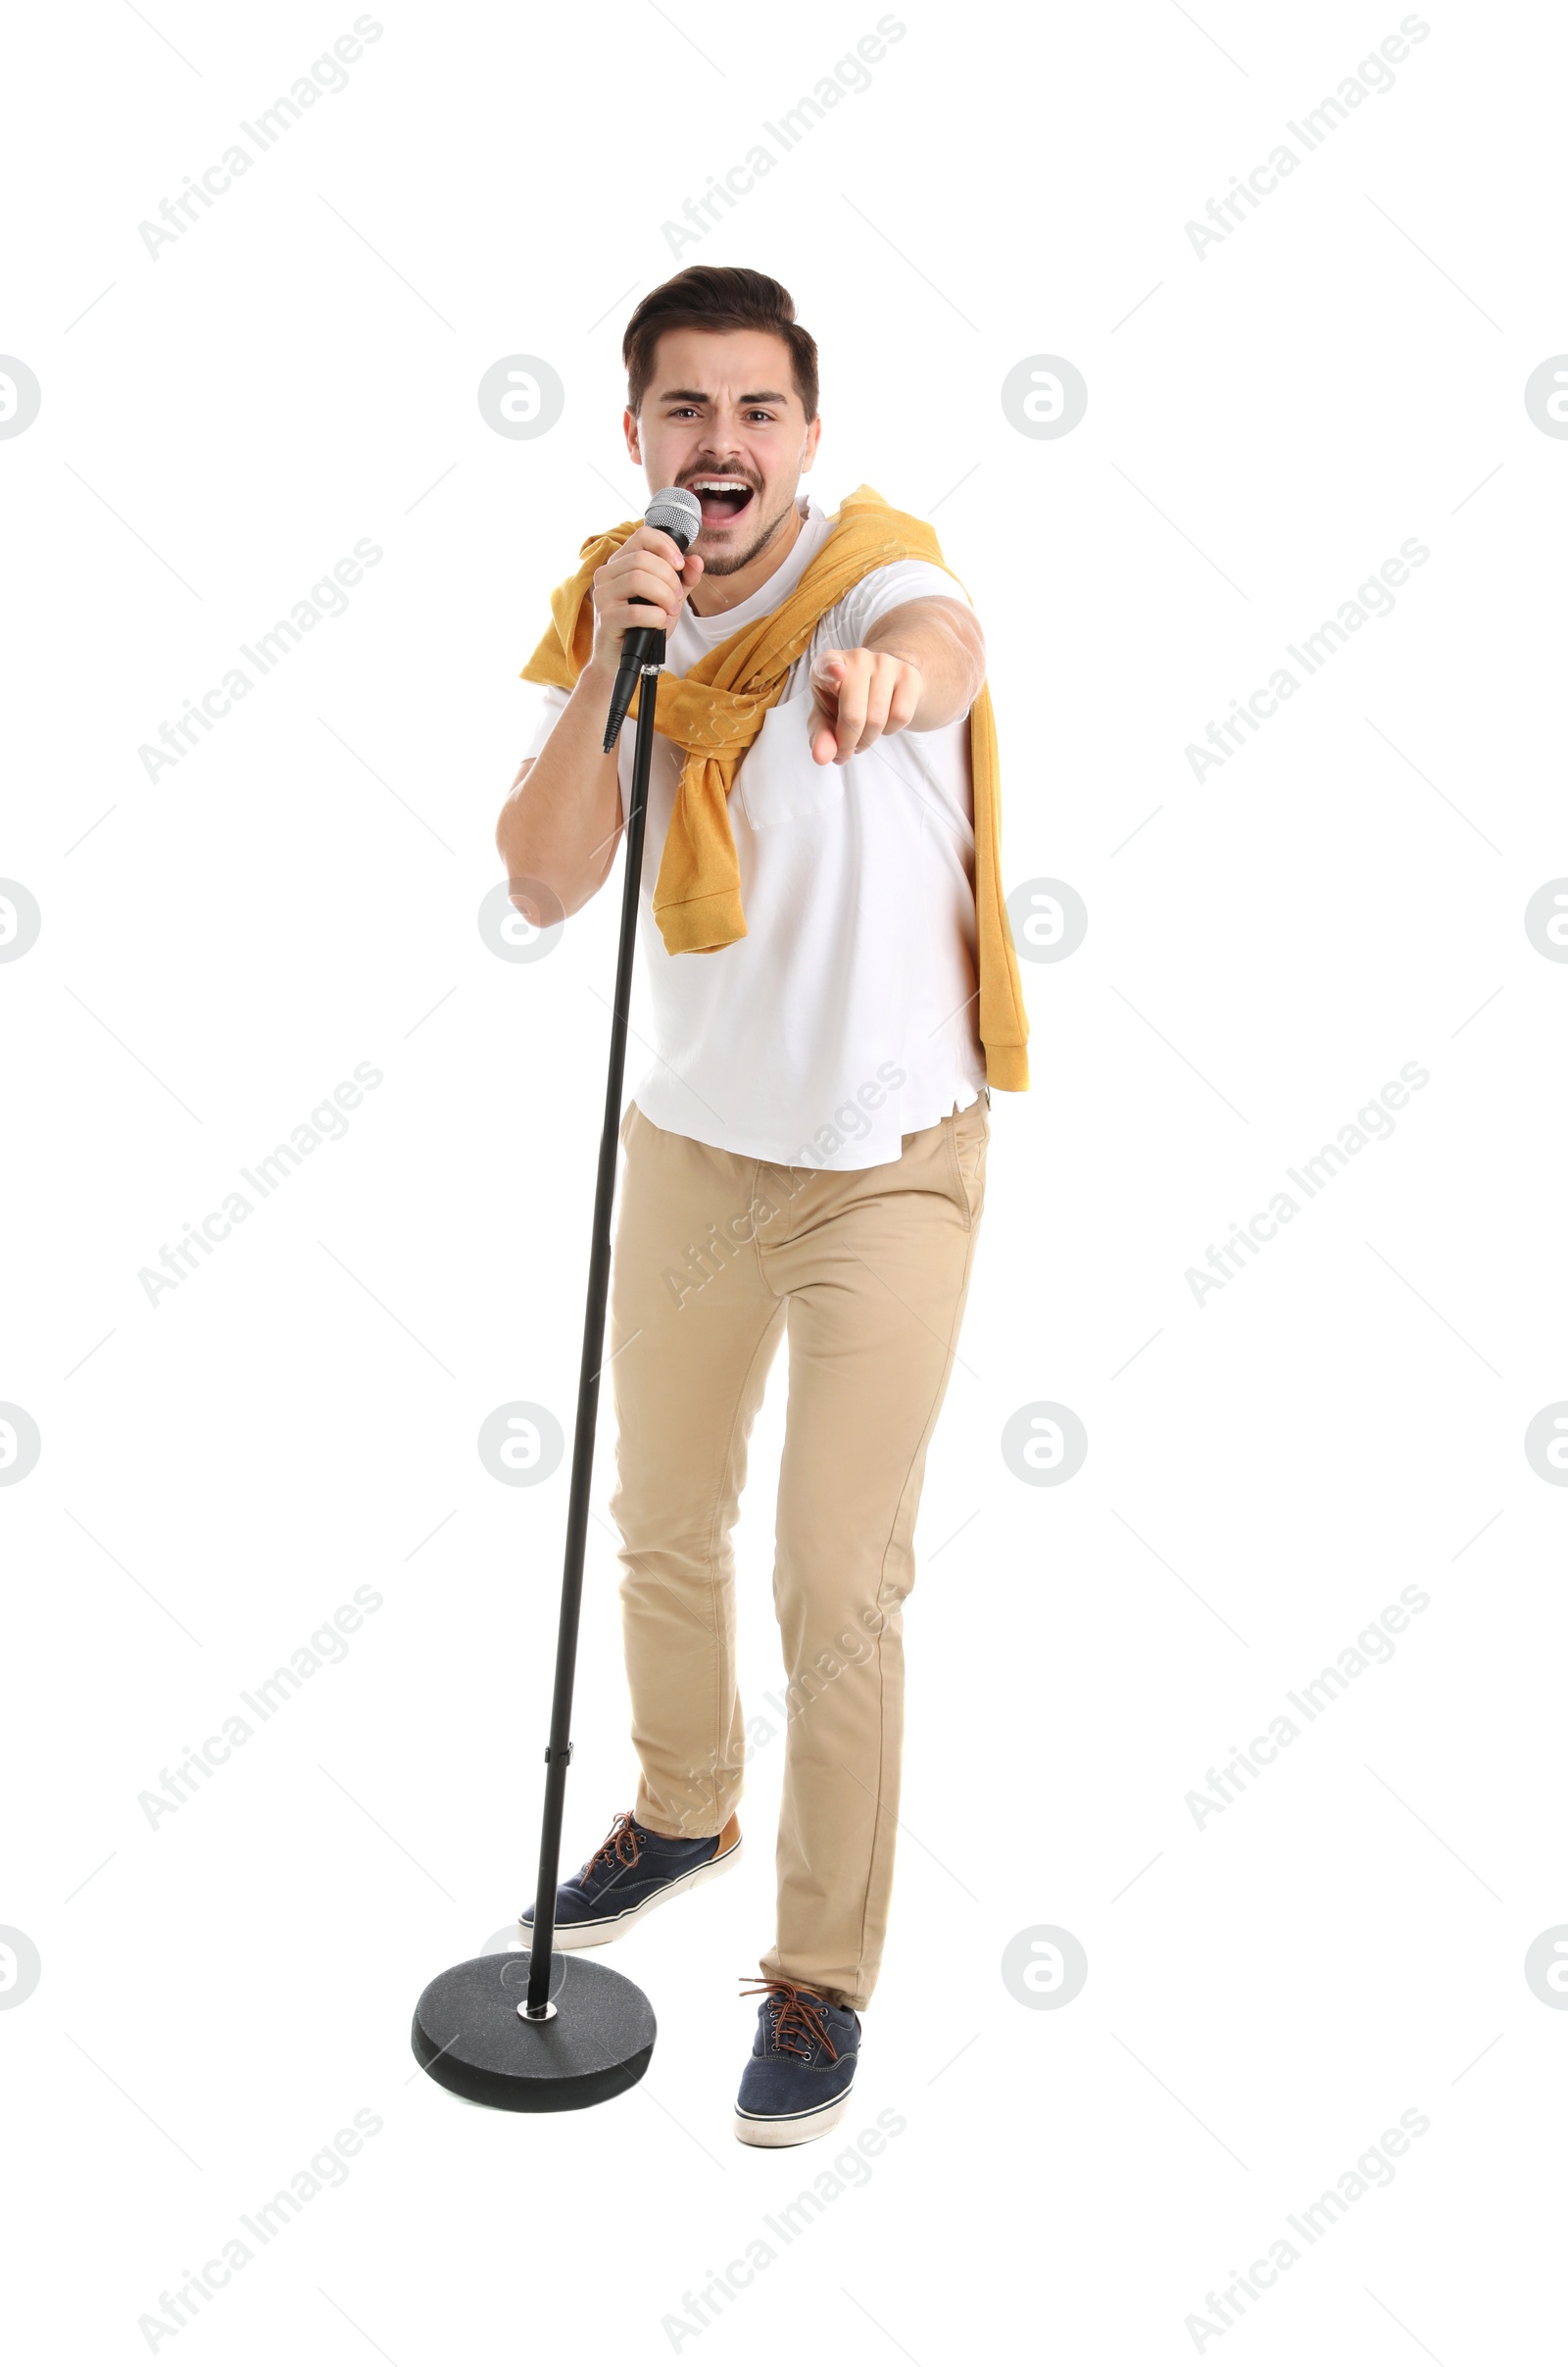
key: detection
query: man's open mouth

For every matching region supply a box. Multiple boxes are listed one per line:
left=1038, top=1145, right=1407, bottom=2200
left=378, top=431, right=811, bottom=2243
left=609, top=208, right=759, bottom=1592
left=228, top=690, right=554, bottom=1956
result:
left=688, top=476, right=757, bottom=530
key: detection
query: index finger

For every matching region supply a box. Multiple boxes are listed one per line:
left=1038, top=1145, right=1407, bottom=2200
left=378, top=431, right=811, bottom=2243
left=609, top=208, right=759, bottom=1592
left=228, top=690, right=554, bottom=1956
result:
left=621, top=524, right=688, bottom=570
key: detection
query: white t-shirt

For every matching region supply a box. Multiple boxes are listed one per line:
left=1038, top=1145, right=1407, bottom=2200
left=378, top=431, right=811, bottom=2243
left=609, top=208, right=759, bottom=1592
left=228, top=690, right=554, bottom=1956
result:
left=523, top=490, right=986, bottom=1171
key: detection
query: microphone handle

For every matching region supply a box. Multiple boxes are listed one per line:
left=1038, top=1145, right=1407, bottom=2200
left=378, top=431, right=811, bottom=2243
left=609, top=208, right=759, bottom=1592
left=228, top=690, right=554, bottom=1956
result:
left=602, top=598, right=668, bottom=754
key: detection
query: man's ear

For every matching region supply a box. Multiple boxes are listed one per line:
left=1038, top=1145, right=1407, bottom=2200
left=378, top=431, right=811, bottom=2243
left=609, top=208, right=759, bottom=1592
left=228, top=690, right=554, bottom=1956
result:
left=800, top=414, right=822, bottom=473
left=623, top=407, right=642, bottom=464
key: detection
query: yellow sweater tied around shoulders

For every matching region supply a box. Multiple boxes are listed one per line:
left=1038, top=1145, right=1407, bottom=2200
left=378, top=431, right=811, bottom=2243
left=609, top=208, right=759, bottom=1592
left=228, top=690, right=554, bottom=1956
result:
left=519, top=483, right=1029, bottom=1091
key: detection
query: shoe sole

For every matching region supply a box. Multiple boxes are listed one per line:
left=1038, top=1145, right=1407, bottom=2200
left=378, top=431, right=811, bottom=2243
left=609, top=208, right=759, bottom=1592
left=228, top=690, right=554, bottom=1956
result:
left=733, top=2079, right=856, bottom=2148
left=517, top=1835, right=743, bottom=1952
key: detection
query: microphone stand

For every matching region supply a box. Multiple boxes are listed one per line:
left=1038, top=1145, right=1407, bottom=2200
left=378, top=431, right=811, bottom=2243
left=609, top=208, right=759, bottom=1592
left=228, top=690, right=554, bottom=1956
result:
left=522, top=629, right=664, bottom=2010
left=411, top=638, right=665, bottom=2111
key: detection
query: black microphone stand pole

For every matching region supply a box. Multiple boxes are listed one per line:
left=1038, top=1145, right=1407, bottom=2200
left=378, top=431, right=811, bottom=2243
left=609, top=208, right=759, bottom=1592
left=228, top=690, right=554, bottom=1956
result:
left=411, top=637, right=665, bottom=2111
left=522, top=629, right=663, bottom=2011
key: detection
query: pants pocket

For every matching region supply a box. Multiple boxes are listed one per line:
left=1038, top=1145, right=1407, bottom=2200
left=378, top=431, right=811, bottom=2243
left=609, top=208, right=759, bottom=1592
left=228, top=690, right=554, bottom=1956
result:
left=947, top=1096, right=990, bottom=1227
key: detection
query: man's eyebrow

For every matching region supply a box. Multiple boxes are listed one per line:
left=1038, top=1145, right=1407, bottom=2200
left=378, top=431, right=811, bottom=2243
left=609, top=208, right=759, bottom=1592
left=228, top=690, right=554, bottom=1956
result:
left=655, top=388, right=790, bottom=406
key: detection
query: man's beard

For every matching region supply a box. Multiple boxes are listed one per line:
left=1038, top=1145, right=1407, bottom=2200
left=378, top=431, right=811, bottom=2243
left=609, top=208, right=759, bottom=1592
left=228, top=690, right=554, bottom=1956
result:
left=696, top=490, right=799, bottom=577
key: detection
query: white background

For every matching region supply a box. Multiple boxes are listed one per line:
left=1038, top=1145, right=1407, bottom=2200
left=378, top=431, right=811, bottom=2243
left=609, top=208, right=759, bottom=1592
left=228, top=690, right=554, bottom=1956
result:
left=4, top=2, right=1565, bottom=2358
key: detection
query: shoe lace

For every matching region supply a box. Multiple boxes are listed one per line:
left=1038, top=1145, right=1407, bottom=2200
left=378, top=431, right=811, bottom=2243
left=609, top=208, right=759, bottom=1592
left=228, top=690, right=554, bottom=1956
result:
left=583, top=1809, right=642, bottom=1882
left=738, top=1978, right=839, bottom=2062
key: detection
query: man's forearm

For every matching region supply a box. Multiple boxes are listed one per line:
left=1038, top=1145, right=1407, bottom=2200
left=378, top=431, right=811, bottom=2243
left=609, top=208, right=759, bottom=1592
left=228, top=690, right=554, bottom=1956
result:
left=495, top=666, right=624, bottom=916
left=498, top=507, right=707, bottom=912
left=862, top=596, right=986, bottom=730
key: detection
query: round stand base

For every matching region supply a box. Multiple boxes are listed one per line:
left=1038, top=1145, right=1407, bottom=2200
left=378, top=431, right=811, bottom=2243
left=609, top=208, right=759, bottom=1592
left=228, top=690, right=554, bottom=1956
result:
left=411, top=1950, right=655, bottom=2112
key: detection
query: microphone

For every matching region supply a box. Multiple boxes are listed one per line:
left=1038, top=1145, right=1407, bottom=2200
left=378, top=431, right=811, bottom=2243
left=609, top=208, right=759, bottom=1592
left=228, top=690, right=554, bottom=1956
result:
left=601, top=485, right=703, bottom=753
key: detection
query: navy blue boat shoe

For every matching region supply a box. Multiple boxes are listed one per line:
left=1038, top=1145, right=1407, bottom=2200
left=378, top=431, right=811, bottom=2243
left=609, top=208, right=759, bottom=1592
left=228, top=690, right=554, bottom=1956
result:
left=518, top=1807, right=742, bottom=1950
left=733, top=1979, right=861, bottom=2147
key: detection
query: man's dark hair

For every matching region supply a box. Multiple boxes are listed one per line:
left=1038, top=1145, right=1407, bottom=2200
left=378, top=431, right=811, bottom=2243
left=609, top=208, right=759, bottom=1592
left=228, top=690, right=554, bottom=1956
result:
left=623, top=267, right=819, bottom=421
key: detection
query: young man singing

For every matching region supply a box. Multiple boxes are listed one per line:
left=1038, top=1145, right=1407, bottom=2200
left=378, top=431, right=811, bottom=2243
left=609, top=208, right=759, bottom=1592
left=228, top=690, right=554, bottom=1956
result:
left=499, top=265, right=1028, bottom=2146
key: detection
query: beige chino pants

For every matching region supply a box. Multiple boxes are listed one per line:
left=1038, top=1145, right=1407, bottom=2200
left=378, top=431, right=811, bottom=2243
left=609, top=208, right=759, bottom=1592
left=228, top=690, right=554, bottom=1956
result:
left=605, top=1089, right=990, bottom=2011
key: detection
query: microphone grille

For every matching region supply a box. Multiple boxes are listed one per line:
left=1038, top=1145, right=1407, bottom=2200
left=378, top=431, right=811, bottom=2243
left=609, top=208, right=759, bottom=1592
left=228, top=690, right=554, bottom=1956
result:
left=646, top=485, right=703, bottom=550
